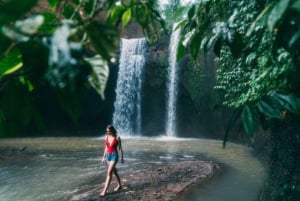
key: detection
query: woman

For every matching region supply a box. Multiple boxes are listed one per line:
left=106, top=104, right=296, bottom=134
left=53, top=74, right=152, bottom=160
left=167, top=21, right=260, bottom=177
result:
left=100, top=125, right=124, bottom=197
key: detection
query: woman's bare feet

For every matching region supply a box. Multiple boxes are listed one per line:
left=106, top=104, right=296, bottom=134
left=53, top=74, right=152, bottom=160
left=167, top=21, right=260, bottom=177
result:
left=114, top=185, right=121, bottom=192
left=100, top=191, right=106, bottom=197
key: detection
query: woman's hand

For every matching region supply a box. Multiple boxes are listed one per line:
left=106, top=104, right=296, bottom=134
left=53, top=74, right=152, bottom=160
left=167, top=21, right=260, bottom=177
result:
left=102, top=157, right=106, bottom=164
left=120, top=158, right=124, bottom=164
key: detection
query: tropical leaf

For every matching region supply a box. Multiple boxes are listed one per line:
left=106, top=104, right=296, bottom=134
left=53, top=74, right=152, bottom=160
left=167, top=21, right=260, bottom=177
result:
left=108, top=4, right=126, bottom=25
left=85, top=55, right=109, bottom=99
left=122, top=8, right=132, bottom=27
left=258, top=95, right=282, bottom=119
left=242, top=105, right=256, bottom=139
left=0, top=48, right=22, bottom=77
left=271, top=92, right=300, bottom=115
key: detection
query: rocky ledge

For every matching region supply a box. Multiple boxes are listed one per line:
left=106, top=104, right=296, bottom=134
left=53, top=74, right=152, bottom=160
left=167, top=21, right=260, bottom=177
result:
left=68, top=160, right=220, bottom=201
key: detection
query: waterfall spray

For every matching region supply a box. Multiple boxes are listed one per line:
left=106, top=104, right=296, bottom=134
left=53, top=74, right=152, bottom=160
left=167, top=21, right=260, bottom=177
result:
left=112, top=38, right=147, bottom=136
left=166, top=26, right=181, bottom=137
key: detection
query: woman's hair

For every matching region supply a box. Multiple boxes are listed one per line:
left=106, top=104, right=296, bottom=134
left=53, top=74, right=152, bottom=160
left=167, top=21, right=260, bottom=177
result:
left=107, top=125, right=117, bottom=135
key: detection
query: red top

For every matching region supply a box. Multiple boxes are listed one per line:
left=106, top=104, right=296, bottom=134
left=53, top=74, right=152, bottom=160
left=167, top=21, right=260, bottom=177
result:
left=105, top=135, right=118, bottom=153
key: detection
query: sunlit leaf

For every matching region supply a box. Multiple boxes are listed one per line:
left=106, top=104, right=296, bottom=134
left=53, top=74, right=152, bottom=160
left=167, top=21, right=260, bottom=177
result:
left=109, top=4, right=126, bottom=25
left=122, top=8, right=132, bottom=27
left=85, top=55, right=109, bottom=99
left=0, top=49, right=22, bottom=76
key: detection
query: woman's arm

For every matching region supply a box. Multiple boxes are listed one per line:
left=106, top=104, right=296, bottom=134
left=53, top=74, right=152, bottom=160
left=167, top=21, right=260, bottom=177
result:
left=117, top=136, right=124, bottom=163
left=102, top=137, right=107, bottom=164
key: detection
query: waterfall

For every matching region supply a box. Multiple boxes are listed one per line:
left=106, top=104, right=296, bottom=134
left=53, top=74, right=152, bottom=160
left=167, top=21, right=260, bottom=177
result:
left=166, top=26, right=181, bottom=137
left=112, top=38, right=147, bottom=136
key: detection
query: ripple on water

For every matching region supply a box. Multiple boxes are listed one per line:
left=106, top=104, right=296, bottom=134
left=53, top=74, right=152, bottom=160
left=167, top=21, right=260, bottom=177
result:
left=0, top=137, right=265, bottom=201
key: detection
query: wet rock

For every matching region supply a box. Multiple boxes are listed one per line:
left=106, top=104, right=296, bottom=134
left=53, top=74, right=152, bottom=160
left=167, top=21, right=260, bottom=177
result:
left=67, top=160, right=220, bottom=201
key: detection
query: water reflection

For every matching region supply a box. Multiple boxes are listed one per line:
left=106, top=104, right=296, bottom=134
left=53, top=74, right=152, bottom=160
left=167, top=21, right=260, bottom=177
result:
left=0, top=137, right=265, bottom=201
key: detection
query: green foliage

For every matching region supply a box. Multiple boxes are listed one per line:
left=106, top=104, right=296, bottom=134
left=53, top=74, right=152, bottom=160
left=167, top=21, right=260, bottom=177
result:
left=177, top=0, right=300, bottom=143
left=0, top=80, right=45, bottom=137
left=0, top=0, right=164, bottom=137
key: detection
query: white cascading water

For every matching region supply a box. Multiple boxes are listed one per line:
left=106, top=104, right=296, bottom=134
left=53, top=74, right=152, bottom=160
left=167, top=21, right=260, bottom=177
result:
left=112, top=38, right=147, bottom=136
left=166, top=26, right=181, bottom=137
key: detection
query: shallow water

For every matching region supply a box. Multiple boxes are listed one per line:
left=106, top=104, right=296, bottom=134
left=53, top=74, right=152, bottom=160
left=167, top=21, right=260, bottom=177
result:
left=0, top=137, right=265, bottom=201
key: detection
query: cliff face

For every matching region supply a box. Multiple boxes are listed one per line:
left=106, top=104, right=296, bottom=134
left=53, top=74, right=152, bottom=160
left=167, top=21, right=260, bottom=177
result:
left=140, top=34, right=224, bottom=138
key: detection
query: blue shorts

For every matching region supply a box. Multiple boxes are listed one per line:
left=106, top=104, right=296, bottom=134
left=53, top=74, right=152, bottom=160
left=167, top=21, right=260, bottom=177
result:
left=105, top=152, right=118, bottom=163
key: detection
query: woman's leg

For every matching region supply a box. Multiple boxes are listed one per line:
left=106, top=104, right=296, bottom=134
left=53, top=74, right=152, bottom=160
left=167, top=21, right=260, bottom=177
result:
left=100, top=162, right=116, bottom=196
left=113, top=167, right=121, bottom=191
